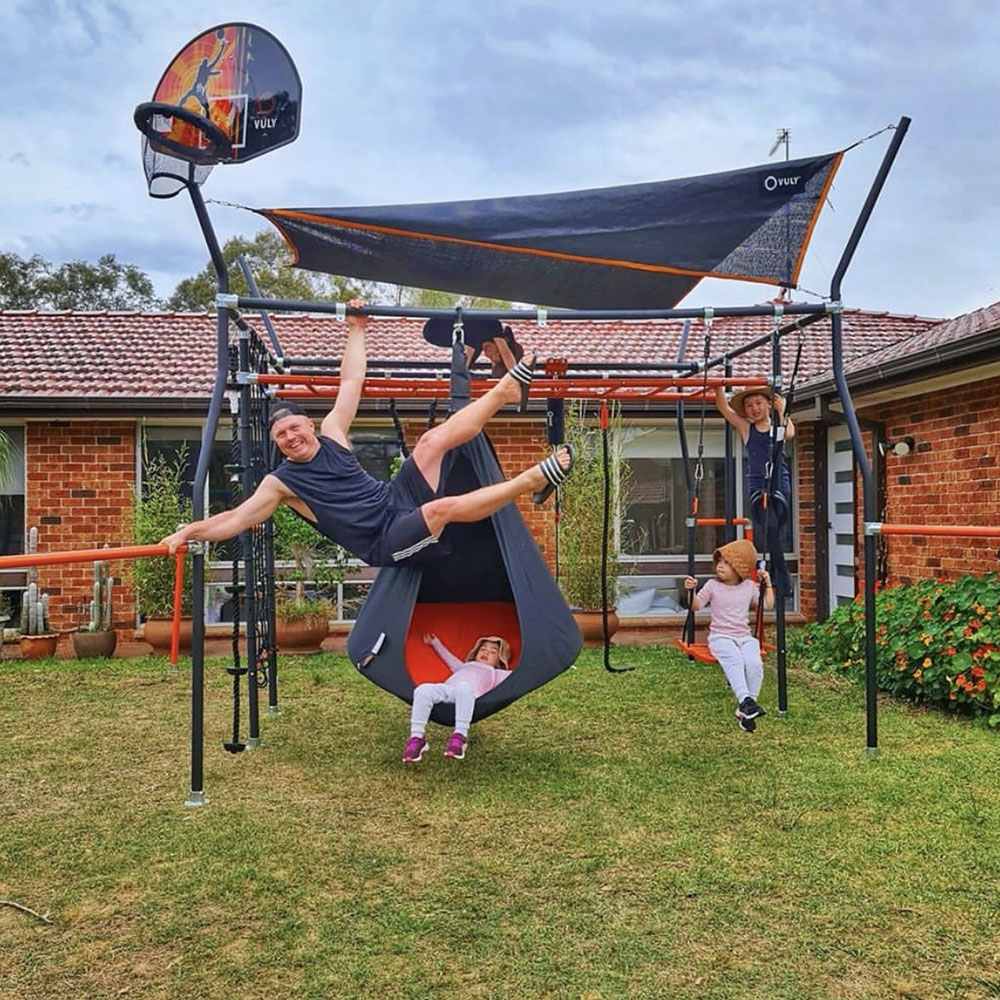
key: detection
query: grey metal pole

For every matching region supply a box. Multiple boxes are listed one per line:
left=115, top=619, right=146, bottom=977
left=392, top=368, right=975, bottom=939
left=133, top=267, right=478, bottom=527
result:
left=184, top=181, right=231, bottom=805
left=829, top=116, right=911, bottom=754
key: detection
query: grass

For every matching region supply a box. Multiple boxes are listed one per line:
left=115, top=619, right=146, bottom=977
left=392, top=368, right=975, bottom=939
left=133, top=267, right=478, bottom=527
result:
left=3, top=645, right=1000, bottom=999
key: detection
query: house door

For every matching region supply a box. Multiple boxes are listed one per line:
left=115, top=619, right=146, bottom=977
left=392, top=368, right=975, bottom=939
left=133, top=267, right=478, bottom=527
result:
left=827, top=425, right=857, bottom=608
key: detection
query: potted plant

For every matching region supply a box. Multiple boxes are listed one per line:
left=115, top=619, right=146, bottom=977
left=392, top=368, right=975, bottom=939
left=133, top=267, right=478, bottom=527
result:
left=557, top=401, right=630, bottom=644
left=72, top=557, right=118, bottom=659
left=18, top=580, right=59, bottom=659
left=126, top=447, right=194, bottom=653
left=272, top=505, right=347, bottom=654
left=16, top=527, right=60, bottom=659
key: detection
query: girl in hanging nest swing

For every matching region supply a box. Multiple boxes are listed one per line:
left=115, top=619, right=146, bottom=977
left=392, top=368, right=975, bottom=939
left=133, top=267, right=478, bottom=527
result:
left=714, top=384, right=795, bottom=601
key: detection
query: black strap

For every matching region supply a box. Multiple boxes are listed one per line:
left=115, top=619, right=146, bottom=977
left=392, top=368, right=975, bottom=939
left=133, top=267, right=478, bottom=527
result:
left=388, top=399, right=410, bottom=459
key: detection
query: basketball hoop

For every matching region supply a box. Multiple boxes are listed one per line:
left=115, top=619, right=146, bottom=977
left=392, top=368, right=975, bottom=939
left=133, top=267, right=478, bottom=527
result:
left=134, top=101, right=233, bottom=165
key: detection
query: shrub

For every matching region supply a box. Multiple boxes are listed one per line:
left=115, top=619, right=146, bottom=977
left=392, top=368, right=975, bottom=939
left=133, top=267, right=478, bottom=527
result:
left=271, top=505, right=348, bottom=620
left=126, top=448, right=194, bottom=617
left=796, top=573, right=1000, bottom=725
left=558, top=400, right=630, bottom=610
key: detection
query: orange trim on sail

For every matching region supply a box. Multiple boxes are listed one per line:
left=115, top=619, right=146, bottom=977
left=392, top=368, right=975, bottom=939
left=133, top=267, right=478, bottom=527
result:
left=791, top=150, right=844, bottom=285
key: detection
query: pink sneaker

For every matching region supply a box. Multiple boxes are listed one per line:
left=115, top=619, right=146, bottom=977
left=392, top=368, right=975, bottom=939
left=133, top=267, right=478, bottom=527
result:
left=402, top=736, right=428, bottom=763
left=444, top=732, right=468, bottom=760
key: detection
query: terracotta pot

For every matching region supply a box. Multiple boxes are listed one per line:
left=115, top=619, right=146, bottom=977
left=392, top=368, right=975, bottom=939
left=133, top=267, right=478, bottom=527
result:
left=72, top=630, right=118, bottom=659
left=572, top=609, right=620, bottom=647
left=18, top=634, right=60, bottom=660
left=143, top=617, right=193, bottom=653
left=275, top=614, right=330, bottom=655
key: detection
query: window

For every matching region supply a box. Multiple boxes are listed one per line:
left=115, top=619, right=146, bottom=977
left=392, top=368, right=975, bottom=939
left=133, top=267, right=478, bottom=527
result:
left=142, top=425, right=240, bottom=562
left=0, top=426, right=26, bottom=625
left=622, top=425, right=730, bottom=558
left=0, top=426, right=25, bottom=557
left=618, top=422, right=799, bottom=615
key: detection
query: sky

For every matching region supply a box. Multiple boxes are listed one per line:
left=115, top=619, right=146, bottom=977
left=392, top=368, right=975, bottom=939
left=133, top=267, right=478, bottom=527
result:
left=1, top=0, right=999, bottom=320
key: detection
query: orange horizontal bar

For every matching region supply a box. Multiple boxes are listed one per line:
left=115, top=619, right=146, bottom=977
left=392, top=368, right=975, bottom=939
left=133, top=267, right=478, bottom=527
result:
left=874, top=524, right=1000, bottom=538
left=0, top=543, right=186, bottom=570
left=274, top=387, right=716, bottom=402
left=256, top=373, right=770, bottom=389
left=695, top=518, right=750, bottom=526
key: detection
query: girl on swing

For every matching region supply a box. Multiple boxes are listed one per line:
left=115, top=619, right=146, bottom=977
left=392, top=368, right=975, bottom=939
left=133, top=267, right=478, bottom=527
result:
left=684, top=539, right=775, bottom=732
left=714, top=384, right=794, bottom=600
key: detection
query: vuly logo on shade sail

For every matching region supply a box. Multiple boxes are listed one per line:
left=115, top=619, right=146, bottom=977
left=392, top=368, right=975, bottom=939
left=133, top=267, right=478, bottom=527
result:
left=759, top=169, right=803, bottom=196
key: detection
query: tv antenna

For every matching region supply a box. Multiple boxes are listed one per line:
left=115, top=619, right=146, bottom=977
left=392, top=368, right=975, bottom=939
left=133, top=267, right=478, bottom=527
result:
left=768, top=128, right=790, bottom=161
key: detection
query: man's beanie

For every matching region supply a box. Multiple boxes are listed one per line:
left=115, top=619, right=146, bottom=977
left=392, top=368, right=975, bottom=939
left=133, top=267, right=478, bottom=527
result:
left=268, top=400, right=309, bottom=429
left=712, top=539, right=758, bottom=582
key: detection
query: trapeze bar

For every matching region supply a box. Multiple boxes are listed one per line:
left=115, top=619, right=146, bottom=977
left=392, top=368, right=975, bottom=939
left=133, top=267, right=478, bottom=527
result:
left=865, top=522, right=1000, bottom=538
left=235, top=296, right=829, bottom=323
left=0, top=542, right=188, bottom=570
left=694, top=517, right=750, bottom=526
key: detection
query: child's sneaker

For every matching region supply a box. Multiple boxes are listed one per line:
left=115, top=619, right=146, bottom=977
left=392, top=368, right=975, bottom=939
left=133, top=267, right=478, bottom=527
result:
left=402, top=736, right=428, bottom=763
left=738, top=715, right=757, bottom=733
left=444, top=732, right=468, bottom=760
left=737, top=696, right=766, bottom=721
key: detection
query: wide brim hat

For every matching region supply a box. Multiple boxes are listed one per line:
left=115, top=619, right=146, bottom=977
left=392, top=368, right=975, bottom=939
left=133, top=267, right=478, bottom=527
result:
left=467, top=635, right=511, bottom=669
left=729, top=385, right=774, bottom=419
left=713, top=539, right=758, bottom=582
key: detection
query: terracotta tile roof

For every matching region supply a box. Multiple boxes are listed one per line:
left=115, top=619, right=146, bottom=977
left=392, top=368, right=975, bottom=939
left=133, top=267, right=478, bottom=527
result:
left=0, top=304, right=948, bottom=404
left=841, top=300, right=1000, bottom=374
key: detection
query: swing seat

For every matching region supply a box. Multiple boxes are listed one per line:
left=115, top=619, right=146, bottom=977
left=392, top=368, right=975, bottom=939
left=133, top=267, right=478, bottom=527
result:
left=674, top=637, right=776, bottom=664
left=674, top=639, right=717, bottom=664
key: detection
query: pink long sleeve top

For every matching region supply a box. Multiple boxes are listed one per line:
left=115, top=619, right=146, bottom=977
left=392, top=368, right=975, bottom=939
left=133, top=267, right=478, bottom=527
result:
left=695, top=578, right=759, bottom=639
left=429, top=637, right=512, bottom=696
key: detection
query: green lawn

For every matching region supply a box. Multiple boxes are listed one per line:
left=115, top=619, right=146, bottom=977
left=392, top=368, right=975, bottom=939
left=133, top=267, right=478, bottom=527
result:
left=3, top=646, right=1000, bottom=1000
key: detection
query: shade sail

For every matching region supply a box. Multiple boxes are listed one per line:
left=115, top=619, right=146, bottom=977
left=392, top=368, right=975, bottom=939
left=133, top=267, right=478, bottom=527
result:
left=259, top=150, right=842, bottom=309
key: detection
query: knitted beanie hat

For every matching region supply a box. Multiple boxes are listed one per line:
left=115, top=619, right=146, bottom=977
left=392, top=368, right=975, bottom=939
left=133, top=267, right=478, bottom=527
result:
left=467, top=635, right=511, bottom=669
left=713, top=539, right=758, bottom=582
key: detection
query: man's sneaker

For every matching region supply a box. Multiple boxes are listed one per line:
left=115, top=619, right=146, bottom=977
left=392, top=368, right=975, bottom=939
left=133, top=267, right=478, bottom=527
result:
left=737, top=696, right=766, bottom=721
left=444, top=732, right=468, bottom=760
left=738, top=715, right=757, bottom=733
left=402, top=736, right=428, bottom=763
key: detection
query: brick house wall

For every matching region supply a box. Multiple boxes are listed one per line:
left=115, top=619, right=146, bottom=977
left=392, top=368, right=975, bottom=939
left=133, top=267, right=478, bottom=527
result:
left=24, top=420, right=137, bottom=633
left=793, top=423, right=818, bottom=619
left=858, top=375, right=1000, bottom=585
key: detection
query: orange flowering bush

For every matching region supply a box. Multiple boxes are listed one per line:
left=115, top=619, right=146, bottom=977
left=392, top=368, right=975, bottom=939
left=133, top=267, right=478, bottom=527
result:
left=795, top=574, right=1000, bottom=726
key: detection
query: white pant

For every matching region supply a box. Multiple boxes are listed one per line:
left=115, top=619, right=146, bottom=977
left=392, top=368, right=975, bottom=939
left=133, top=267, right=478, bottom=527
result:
left=410, top=681, right=477, bottom=737
left=707, top=634, right=763, bottom=705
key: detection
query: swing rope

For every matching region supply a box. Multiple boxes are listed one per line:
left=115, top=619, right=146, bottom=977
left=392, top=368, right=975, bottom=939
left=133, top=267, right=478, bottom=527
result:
left=599, top=399, right=633, bottom=673
left=223, top=386, right=247, bottom=754
left=680, top=313, right=713, bottom=654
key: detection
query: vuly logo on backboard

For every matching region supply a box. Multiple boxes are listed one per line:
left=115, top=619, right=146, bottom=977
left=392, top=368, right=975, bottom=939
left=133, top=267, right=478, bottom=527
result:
left=251, top=95, right=280, bottom=132
left=759, top=169, right=804, bottom=197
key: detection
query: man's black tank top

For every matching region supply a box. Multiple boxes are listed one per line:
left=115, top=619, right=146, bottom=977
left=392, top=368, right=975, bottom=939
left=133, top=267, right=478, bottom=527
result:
left=271, top=436, right=391, bottom=564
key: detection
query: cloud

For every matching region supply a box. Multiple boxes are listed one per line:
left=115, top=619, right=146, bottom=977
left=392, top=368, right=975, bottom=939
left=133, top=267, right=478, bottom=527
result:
left=1, top=0, right=999, bottom=318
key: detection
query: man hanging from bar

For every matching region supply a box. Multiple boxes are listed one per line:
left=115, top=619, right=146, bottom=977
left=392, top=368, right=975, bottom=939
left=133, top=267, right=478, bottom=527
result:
left=161, top=301, right=573, bottom=566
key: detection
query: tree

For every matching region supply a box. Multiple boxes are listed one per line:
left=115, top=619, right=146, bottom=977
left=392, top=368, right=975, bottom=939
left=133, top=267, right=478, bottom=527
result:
left=167, top=230, right=364, bottom=311
left=397, top=286, right=512, bottom=311
left=0, top=253, right=49, bottom=310
left=166, top=231, right=513, bottom=313
left=0, top=251, right=160, bottom=311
